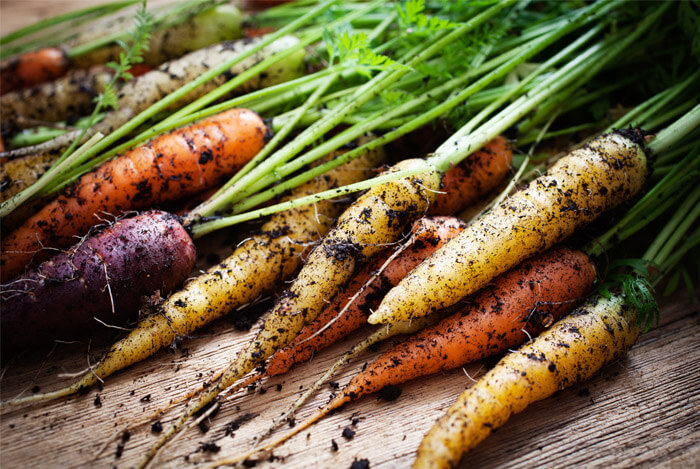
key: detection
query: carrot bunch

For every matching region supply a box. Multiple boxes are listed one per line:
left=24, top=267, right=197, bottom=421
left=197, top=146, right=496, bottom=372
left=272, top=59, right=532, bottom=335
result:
left=1, top=108, right=267, bottom=281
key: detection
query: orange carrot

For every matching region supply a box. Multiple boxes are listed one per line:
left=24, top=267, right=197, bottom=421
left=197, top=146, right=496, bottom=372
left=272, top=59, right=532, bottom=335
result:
left=336, top=246, right=595, bottom=401
left=225, top=247, right=596, bottom=465
left=0, top=47, right=69, bottom=94
left=264, top=216, right=468, bottom=378
left=0, top=108, right=266, bottom=281
left=429, top=136, right=512, bottom=216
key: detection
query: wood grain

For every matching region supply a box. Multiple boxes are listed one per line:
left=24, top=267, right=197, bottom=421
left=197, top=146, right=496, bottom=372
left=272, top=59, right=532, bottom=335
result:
left=1, top=2, right=699, bottom=469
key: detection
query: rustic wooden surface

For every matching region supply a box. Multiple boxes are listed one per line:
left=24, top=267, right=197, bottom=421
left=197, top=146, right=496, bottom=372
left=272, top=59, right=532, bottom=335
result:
left=2, top=2, right=700, bottom=469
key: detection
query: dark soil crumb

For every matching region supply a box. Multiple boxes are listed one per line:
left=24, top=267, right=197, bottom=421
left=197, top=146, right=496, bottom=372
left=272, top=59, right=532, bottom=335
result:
left=121, top=430, right=131, bottom=442
left=242, top=459, right=258, bottom=467
left=350, top=458, right=370, bottom=469
left=483, top=355, right=500, bottom=371
left=329, top=381, right=340, bottom=390
left=32, top=386, right=40, bottom=393
left=199, top=442, right=221, bottom=453
left=351, top=417, right=359, bottom=426
left=231, top=298, right=273, bottom=331
left=224, top=413, right=257, bottom=436
left=198, top=421, right=211, bottom=434
left=331, top=439, right=339, bottom=452
left=276, top=384, right=283, bottom=392
left=378, top=384, right=402, bottom=402
left=578, top=388, right=591, bottom=397
left=259, top=387, right=267, bottom=395
left=342, top=427, right=356, bottom=440
left=115, top=443, right=124, bottom=459
left=140, top=394, right=151, bottom=403
left=94, top=394, right=102, bottom=408
left=151, top=421, right=163, bottom=433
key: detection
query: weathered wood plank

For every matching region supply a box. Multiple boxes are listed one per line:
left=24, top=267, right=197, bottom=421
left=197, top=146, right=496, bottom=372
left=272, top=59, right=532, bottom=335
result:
left=1, top=293, right=697, bottom=468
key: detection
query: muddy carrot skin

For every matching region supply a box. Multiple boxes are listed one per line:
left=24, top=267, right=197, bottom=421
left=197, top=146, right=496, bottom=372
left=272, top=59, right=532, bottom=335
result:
left=70, top=4, right=243, bottom=70
left=1, top=68, right=112, bottom=127
left=342, top=247, right=595, bottom=400
left=140, top=160, right=442, bottom=467
left=414, top=294, right=640, bottom=468
left=264, top=216, right=468, bottom=377
left=370, top=132, right=648, bottom=324
left=212, top=247, right=597, bottom=467
left=429, top=135, right=512, bottom=216
left=0, top=210, right=196, bottom=357
left=1, top=142, right=385, bottom=406
left=0, top=47, right=69, bottom=95
left=1, top=108, right=266, bottom=281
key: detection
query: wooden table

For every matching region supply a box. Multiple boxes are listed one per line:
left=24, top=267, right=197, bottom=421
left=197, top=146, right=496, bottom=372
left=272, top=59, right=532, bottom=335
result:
left=2, top=2, right=699, bottom=468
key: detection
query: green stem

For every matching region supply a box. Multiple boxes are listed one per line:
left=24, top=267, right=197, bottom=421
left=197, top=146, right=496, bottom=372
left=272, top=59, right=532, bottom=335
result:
left=190, top=163, right=433, bottom=238
left=66, top=0, right=224, bottom=58
left=516, top=122, right=599, bottom=146
left=649, top=187, right=700, bottom=265
left=227, top=13, right=606, bottom=216
left=653, top=226, right=700, bottom=285
left=647, top=103, right=700, bottom=155
left=192, top=72, right=339, bottom=218
left=0, top=0, right=139, bottom=49
left=428, top=0, right=666, bottom=173
left=606, top=70, right=700, bottom=133
left=190, top=1, right=515, bottom=221
left=45, top=0, right=336, bottom=195
left=585, top=150, right=700, bottom=257
left=643, top=98, right=699, bottom=133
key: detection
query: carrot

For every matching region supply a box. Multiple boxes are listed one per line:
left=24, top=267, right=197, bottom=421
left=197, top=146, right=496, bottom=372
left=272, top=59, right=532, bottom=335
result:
left=0, top=47, right=69, bottom=95
left=221, top=246, right=596, bottom=465
left=263, top=216, right=468, bottom=379
left=0, top=210, right=196, bottom=357
left=413, top=293, right=639, bottom=468
left=140, top=159, right=443, bottom=467
left=1, top=68, right=112, bottom=128
left=2, top=34, right=304, bottom=160
left=0, top=107, right=267, bottom=282
left=428, top=136, right=512, bottom=216
left=70, top=4, right=243, bottom=70
left=0, top=5, right=242, bottom=95
left=369, top=131, right=648, bottom=324
left=187, top=136, right=511, bottom=403
left=2, top=141, right=385, bottom=406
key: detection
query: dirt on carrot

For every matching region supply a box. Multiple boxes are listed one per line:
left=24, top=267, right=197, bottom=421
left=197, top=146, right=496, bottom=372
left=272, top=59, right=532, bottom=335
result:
left=1, top=107, right=266, bottom=281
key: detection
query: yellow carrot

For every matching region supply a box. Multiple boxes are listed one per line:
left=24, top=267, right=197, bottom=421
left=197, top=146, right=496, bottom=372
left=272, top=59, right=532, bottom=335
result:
left=370, top=132, right=647, bottom=324
left=414, top=294, right=640, bottom=468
